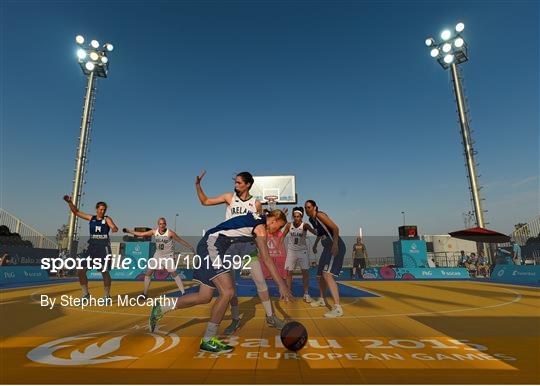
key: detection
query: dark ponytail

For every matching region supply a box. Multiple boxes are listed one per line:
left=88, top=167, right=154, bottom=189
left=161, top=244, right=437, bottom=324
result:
left=236, top=172, right=254, bottom=189
left=305, top=200, right=318, bottom=212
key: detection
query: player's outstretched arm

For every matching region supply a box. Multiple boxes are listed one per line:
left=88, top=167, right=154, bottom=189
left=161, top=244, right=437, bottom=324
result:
left=123, top=228, right=155, bottom=238
left=195, top=170, right=233, bottom=206
left=105, top=217, right=119, bottom=232
left=63, top=195, right=92, bottom=221
left=280, top=223, right=291, bottom=241
left=169, top=230, right=196, bottom=253
left=304, top=223, right=318, bottom=236
left=313, top=236, right=321, bottom=254
left=254, top=225, right=293, bottom=302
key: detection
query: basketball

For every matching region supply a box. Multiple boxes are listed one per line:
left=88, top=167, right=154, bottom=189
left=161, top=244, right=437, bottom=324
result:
left=280, top=321, right=308, bottom=351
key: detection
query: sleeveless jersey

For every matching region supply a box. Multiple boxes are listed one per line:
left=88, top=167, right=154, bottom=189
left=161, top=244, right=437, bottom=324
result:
left=89, top=216, right=110, bottom=245
left=154, top=229, right=174, bottom=257
left=288, top=222, right=307, bottom=251
left=225, top=192, right=257, bottom=220
left=309, top=212, right=333, bottom=241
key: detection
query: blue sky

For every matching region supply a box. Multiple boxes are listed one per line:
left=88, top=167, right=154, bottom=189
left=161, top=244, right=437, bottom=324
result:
left=1, top=0, right=538, bottom=237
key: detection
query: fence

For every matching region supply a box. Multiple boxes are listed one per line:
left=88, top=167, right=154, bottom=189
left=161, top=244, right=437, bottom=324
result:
left=0, top=208, right=58, bottom=249
left=510, top=215, right=540, bottom=246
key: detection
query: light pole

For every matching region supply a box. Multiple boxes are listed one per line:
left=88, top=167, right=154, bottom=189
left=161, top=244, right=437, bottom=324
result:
left=425, top=23, right=485, bottom=229
left=67, top=35, right=114, bottom=257
left=174, top=213, right=179, bottom=231
left=401, top=211, right=406, bottom=226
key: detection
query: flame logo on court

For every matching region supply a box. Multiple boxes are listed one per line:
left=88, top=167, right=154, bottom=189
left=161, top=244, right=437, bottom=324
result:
left=27, top=326, right=179, bottom=366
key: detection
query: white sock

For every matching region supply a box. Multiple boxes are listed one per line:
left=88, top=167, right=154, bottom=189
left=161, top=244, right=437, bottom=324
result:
left=173, top=275, right=185, bottom=294
left=262, top=300, right=273, bottom=317
left=231, top=305, right=240, bottom=320
left=104, top=286, right=110, bottom=297
left=81, top=285, right=89, bottom=296
left=203, top=322, right=219, bottom=341
left=335, top=304, right=342, bottom=310
left=144, top=276, right=151, bottom=295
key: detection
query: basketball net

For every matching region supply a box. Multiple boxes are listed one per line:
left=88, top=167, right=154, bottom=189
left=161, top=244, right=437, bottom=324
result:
left=264, top=195, right=278, bottom=212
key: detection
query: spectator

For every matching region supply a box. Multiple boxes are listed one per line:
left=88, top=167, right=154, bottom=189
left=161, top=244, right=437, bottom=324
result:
left=476, top=250, right=490, bottom=277
left=457, top=250, right=469, bottom=268
left=510, top=240, right=523, bottom=265
left=351, top=237, right=368, bottom=278
left=466, top=252, right=478, bottom=277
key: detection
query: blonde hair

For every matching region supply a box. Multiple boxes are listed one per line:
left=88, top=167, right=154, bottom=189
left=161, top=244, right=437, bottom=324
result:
left=267, top=209, right=287, bottom=223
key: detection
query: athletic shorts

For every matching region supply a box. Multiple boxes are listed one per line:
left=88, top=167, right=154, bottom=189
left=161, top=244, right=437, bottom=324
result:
left=317, top=237, right=346, bottom=277
left=193, top=234, right=233, bottom=289
left=87, top=243, right=112, bottom=271
left=285, top=249, right=309, bottom=270
left=147, top=254, right=176, bottom=271
left=353, top=257, right=367, bottom=269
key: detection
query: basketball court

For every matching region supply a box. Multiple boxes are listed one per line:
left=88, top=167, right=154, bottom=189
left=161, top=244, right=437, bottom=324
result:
left=1, top=278, right=538, bottom=384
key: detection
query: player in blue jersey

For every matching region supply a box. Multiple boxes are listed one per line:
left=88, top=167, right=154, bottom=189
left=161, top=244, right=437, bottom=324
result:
left=64, top=195, right=119, bottom=301
left=196, top=170, right=287, bottom=335
left=304, top=199, right=345, bottom=318
left=149, top=209, right=293, bottom=354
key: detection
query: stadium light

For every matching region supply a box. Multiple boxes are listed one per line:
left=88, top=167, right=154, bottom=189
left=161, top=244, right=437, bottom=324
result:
left=441, top=29, right=452, bottom=40
left=424, top=22, right=486, bottom=231
left=67, top=35, right=115, bottom=257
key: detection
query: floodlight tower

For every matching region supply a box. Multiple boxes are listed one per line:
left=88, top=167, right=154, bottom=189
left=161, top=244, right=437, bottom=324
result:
left=425, top=23, right=485, bottom=228
left=67, top=35, right=114, bottom=256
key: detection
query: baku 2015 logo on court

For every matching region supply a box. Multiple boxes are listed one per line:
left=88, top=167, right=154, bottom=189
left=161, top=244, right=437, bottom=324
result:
left=26, top=325, right=179, bottom=365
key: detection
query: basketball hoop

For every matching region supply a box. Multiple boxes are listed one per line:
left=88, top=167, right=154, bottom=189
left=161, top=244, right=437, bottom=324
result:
left=264, top=195, right=279, bottom=211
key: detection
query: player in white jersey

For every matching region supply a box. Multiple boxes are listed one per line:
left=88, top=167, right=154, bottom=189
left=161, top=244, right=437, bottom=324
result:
left=124, top=217, right=195, bottom=299
left=281, top=206, right=317, bottom=302
left=196, top=170, right=288, bottom=334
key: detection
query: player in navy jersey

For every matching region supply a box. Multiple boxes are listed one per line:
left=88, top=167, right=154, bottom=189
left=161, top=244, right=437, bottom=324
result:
left=304, top=200, right=345, bottom=318
left=149, top=210, right=293, bottom=354
left=63, top=195, right=118, bottom=300
left=196, top=170, right=287, bottom=335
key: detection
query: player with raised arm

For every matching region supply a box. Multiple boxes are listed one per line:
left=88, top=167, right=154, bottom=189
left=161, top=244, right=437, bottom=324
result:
left=63, top=195, right=118, bottom=300
left=123, top=217, right=195, bottom=299
left=195, top=170, right=287, bottom=334
left=305, top=200, right=346, bottom=318
left=148, top=210, right=293, bottom=354
left=281, top=206, right=317, bottom=302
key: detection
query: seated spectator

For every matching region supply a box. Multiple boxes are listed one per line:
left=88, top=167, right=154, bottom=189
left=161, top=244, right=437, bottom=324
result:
left=466, top=252, right=478, bottom=277
left=476, top=251, right=490, bottom=277
left=457, top=250, right=469, bottom=267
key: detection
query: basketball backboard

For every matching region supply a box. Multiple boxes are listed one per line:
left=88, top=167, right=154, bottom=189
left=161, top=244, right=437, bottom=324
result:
left=252, top=175, right=296, bottom=204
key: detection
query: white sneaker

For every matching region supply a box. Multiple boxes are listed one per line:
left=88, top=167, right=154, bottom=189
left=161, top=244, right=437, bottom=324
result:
left=324, top=305, right=343, bottom=318
left=310, top=297, right=325, bottom=307
left=303, top=294, right=312, bottom=303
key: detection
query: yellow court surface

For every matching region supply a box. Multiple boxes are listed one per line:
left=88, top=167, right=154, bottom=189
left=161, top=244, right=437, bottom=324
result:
left=1, top=279, right=539, bottom=384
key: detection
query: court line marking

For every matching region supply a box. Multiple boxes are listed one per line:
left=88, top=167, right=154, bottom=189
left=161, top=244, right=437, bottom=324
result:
left=28, top=284, right=523, bottom=321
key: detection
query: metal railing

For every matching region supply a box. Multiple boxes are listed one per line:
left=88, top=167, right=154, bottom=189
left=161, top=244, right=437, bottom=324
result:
left=510, top=215, right=540, bottom=246
left=0, top=208, right=58, bottom=249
